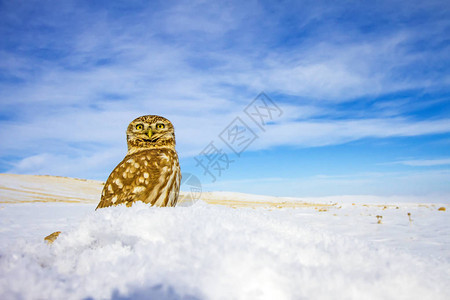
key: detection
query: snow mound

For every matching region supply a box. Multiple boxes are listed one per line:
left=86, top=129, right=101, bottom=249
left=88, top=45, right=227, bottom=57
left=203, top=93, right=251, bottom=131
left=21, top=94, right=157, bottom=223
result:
left=1, top=202, right=449, bottom=300
left=0, top=174, right=103, bottom=204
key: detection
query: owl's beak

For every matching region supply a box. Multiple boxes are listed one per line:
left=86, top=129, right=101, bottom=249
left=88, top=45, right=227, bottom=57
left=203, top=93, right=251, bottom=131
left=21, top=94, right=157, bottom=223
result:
left=147, top=129, right=153, bottom=138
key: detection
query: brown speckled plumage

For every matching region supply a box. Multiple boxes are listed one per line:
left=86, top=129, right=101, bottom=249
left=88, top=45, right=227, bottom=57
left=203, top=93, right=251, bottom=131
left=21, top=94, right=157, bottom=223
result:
left=96, top=115, right=181, bottom=209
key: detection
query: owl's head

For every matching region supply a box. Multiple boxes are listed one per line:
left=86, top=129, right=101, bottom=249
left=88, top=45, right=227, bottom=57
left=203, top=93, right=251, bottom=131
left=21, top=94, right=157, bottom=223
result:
left=126, top=115, right=176, bottom=152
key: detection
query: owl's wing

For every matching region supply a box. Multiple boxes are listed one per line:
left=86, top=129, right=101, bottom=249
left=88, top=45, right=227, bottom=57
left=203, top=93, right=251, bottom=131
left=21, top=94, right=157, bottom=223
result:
left=96, top=149, right=180, bottom=209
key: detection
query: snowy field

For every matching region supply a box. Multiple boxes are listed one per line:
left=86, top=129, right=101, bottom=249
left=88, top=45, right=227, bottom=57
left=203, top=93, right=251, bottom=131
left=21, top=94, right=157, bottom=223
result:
left=0, top=174, right=449, bottom=300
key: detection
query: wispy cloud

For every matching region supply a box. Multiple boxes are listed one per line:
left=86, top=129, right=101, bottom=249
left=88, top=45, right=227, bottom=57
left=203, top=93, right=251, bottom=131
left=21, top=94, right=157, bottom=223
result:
left=392, top=159, right=450, bottom=167
left=251, top=117, right=450, bottom=150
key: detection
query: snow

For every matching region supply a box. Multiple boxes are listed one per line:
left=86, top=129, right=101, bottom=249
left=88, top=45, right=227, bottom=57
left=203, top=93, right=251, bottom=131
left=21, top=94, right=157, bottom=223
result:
left=0, top=174, right=103, bottom=204
left=0, top=174, right=449, bottom=299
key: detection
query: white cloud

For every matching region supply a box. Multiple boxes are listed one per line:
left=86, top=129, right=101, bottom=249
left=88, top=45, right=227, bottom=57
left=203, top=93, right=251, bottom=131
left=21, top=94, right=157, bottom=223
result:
left=251, top=117, right=450, bottom=150
left=8, top=151, right=123, bottom=180
left=393, top=159, right=450, bottom=167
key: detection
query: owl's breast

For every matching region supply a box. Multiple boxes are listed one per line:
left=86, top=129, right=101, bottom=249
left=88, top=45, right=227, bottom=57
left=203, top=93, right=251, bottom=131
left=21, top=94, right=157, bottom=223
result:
left=97, top=148, right=181, bottom=209
left=131, top=148, right=181, bottom=206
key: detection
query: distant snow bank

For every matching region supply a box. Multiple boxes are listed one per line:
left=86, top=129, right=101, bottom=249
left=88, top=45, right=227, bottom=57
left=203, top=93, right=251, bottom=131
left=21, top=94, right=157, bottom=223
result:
left=1, top=202, right=449, bottom=300
left=200, top=190, right=450, bottom=205
left=0, top=173, right=103, bottom=204
left=1, top=173, right=448, bottom=205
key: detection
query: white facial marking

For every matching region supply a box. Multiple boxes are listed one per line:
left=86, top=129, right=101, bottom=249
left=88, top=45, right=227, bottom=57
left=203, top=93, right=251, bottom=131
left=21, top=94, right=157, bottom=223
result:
left=114, top=178, right=123, bottom=188
left=133, top=186, right=146, bottom=194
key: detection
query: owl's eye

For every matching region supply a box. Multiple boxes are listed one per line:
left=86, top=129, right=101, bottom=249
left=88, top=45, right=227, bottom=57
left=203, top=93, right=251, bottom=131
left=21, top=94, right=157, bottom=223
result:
left=136, top=124, right=144, bottom=130
left=156, top=123, right=165, bottom=129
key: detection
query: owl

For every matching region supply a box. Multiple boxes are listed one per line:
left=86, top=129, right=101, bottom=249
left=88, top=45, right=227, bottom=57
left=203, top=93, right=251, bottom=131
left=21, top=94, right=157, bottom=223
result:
left=96, top=115, right=181, bottom=209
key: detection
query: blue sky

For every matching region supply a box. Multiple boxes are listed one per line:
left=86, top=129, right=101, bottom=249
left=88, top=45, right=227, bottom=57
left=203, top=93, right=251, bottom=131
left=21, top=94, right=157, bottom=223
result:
left=1, top=0, right=450, bottom=198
